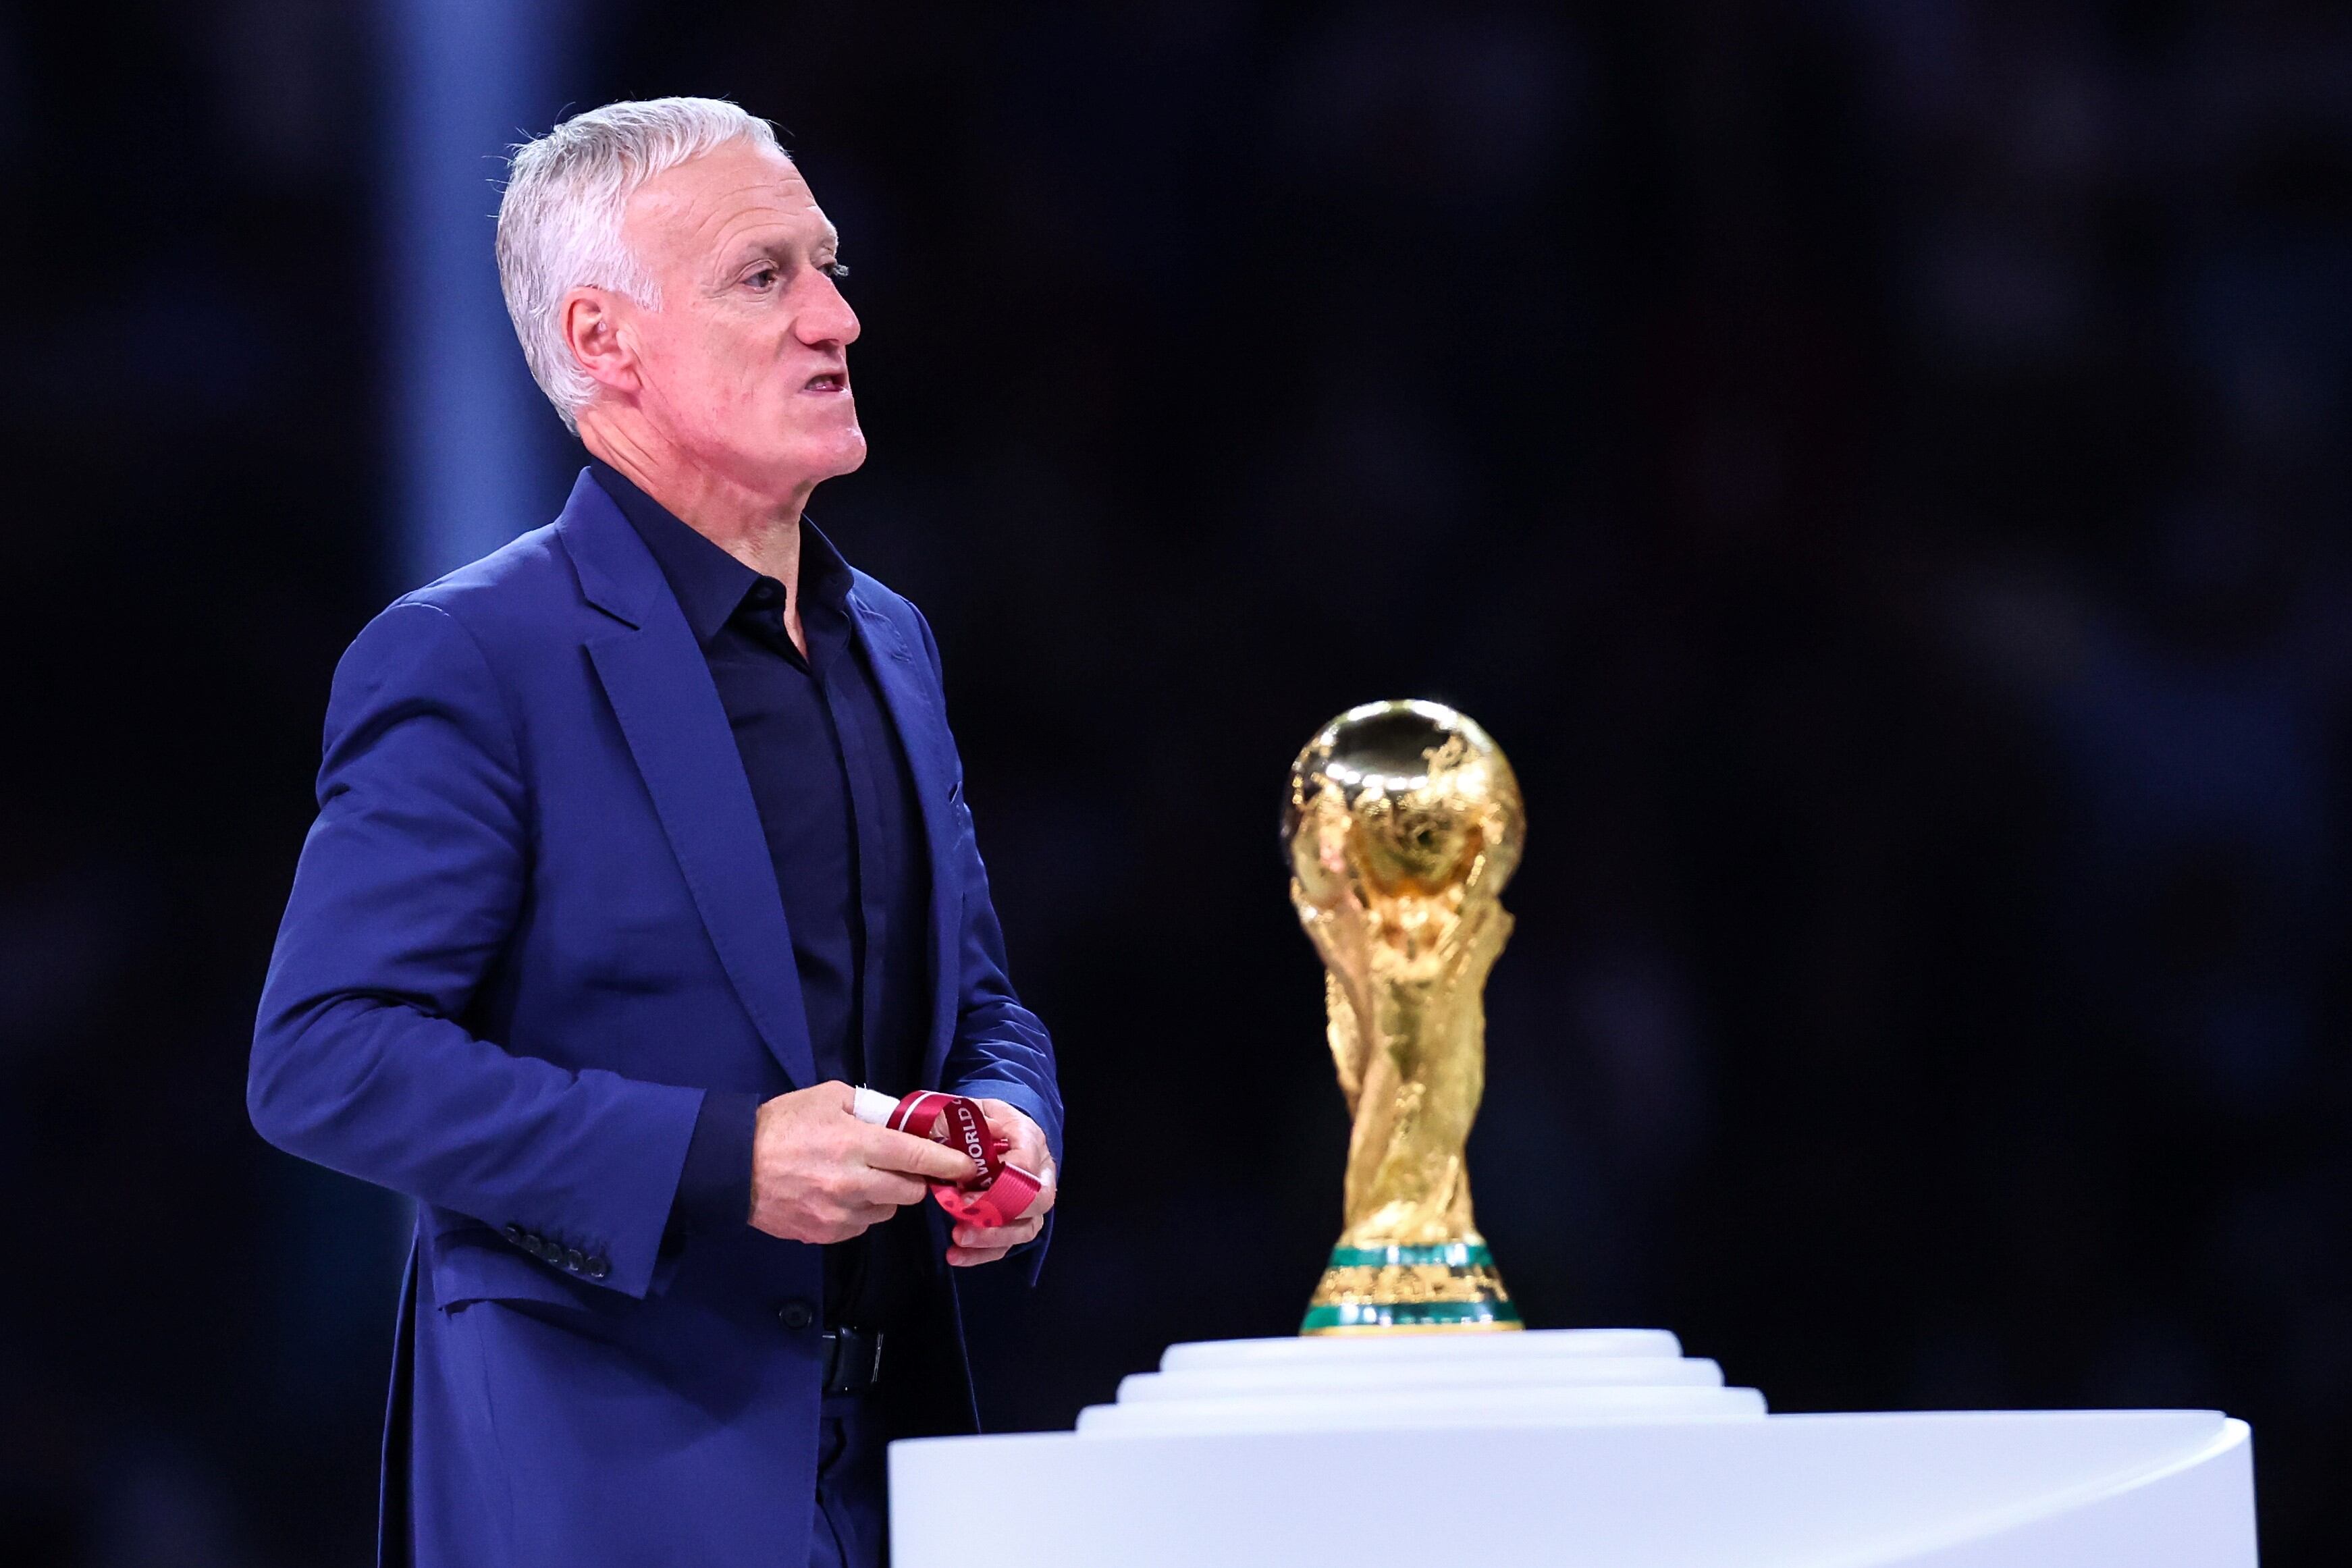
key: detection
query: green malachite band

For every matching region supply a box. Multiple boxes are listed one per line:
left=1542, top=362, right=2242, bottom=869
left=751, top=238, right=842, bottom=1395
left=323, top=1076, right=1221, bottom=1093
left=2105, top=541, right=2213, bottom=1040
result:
left=1325, top=1242, right=1497, bottom=1270
left=1300, top=1241, right=1520, bottom=1333
left=1301, top=1300, right=1524, bottom=1332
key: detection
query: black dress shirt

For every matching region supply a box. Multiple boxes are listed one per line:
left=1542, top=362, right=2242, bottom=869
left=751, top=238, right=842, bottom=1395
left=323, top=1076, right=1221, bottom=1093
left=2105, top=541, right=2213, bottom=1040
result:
left=591, top=460, right=932, bottom=1328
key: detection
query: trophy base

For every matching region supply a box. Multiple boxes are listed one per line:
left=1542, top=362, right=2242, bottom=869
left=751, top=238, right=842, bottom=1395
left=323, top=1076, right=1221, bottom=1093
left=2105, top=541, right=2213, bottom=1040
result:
left=896, top=1349, right=2255, bottom=1567
left=1300, top=1241, right=1524, bottom=1334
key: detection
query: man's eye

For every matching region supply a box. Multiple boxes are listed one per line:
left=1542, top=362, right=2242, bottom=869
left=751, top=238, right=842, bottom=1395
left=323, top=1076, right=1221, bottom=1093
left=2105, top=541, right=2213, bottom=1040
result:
left=822, top=261, right=850, bottom=281
left=745, top=266, right=780, bottom=290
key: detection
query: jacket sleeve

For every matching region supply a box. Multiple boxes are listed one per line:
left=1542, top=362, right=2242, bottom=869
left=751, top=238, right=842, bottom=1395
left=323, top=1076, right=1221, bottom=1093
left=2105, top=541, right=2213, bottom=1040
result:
left=248, top=599, right=703, bottom=1299
left=938, top=805, right=1064, bottom=1168
left=910, top=607, right=1064, bottom=1279
left=910, top=607, right=1065, bottom=1168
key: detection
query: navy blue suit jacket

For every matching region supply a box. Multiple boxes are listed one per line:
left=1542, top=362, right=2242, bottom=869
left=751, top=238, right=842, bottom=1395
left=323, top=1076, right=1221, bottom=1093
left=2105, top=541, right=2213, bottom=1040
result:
left=249, top=471, right=1061, bottom=1567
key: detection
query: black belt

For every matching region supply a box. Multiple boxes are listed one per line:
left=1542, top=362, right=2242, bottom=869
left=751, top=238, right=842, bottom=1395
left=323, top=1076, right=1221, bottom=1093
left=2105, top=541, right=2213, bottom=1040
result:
left=820, top=1326, right=885, bottom=1396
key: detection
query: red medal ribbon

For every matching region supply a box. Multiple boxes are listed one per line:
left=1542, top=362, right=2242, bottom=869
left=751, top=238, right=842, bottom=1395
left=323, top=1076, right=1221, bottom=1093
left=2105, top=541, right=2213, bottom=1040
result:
left=878, top=1090, right=1044, bottom=1228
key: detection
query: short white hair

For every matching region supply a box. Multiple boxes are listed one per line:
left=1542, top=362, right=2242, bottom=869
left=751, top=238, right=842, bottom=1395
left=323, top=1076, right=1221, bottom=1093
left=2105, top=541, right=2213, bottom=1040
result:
left=496, top=97, right=787, bottom=431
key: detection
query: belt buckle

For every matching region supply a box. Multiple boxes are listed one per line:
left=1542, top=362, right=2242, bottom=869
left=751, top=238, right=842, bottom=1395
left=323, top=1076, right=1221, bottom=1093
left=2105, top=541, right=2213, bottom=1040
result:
left=821, top=1326, right=885, bottom=1395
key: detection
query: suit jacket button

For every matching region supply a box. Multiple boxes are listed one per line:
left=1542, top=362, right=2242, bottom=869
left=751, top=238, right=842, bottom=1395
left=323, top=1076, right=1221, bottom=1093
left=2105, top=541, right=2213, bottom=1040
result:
left=585, top=1255, right=610, bottom=1280
left=502, top=1224, right=523, bottom=1246
left=778, top=1299, right=815, bottom=1331
left=564, top=1248, right=586, bottom=1273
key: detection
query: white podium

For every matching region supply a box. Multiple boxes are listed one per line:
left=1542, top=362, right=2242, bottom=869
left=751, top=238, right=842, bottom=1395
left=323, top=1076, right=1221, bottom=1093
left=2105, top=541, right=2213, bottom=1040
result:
left=890, top=1329, right=2256, bottom=1566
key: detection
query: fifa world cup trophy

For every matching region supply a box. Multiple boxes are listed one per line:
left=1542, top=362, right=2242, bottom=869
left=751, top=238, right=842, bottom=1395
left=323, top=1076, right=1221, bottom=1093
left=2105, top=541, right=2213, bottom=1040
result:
left=1284, top=700, right=1525, bottom=1334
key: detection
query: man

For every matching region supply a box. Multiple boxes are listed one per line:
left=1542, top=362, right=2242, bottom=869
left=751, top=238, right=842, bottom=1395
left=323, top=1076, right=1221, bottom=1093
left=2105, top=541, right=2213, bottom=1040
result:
left=248, top=97, right=1061, bottom=1568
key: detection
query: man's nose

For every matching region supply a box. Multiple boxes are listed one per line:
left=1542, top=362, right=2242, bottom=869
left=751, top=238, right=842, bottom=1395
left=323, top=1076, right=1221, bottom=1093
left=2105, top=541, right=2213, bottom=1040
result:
left=797, top=271, right=861, bottom=348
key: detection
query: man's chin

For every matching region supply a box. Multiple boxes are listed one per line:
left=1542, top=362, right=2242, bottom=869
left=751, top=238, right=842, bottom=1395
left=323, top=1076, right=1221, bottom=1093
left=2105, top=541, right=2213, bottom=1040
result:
left=753, top=425, right=866, bottom=487
left=814, top=427, right=868, bottom=480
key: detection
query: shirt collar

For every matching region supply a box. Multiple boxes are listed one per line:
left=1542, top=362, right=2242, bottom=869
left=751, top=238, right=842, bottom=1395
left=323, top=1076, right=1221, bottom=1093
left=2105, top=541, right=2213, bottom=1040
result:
left=587, top=459, right=855, bottom=647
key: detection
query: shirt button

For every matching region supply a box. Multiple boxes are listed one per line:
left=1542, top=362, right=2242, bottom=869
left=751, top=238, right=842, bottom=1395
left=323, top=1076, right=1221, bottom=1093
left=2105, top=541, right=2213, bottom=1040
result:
left=778, top=1299, right=815, bottom=1332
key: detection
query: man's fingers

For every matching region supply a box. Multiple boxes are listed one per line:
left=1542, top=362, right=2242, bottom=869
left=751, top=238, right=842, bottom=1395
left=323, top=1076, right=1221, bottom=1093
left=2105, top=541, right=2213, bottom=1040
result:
left=951, top=1214, right=1044, bottom=1250
left=861, top=1124, right=977, bottom=1183
left=855, top=1169, right=928, bottom=1209
left=975, top=1100, right=1050, bottom=1163
left=946, top=1243, right=1014, bottom=1268
left=824, top=1202, right=897, bottom=1241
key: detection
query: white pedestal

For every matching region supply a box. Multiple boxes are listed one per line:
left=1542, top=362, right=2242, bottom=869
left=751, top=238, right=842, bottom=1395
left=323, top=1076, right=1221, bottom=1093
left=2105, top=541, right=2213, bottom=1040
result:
left=891, top=1330, right=2257, bottom=1567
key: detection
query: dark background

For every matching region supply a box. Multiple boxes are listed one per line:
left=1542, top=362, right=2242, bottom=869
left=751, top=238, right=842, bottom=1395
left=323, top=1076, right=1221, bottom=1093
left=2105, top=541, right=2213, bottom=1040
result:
left=5, top=1, right=2351, bottom=1562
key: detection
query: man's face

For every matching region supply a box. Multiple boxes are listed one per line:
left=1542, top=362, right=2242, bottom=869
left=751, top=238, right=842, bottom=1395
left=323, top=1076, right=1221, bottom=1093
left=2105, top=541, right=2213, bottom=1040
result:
left=615, top=140, right=864, bottom=493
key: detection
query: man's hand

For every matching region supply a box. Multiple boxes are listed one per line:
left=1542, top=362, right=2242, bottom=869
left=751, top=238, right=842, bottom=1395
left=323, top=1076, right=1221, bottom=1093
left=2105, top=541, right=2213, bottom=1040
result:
left=750, top=1082, right=975, bottom=1244
left=946, top=1099, right=1058, bottom=1267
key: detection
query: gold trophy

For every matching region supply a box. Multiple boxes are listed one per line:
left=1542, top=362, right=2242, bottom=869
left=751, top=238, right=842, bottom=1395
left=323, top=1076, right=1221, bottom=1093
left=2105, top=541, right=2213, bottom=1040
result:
left=1285, top=700, right=1524, bottom=1334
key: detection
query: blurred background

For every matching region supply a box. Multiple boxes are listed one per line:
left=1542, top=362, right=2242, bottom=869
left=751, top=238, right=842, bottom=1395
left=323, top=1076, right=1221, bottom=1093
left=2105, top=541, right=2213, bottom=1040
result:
left=5, top=0, right=2351, bottom=1561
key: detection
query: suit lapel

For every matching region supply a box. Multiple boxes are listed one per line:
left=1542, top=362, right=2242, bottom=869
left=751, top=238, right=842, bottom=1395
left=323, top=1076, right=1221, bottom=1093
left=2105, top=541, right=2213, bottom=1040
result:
left=848, top=590, right=961, bottom=1085
left=559, top=474, right=816, bottom=1088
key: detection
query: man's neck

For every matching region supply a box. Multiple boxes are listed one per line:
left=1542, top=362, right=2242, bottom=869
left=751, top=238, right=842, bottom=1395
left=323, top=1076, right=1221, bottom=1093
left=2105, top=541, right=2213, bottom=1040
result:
left=580, top=417, right=811, bottom=591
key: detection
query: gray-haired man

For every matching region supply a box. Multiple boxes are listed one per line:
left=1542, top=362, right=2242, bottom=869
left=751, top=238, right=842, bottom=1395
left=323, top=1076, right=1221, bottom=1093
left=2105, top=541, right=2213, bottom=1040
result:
left=249, top=97, right=1062, bottom=1568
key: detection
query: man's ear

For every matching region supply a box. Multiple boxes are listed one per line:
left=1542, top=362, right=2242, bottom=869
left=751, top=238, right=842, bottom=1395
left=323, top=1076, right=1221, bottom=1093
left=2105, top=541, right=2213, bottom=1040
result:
left=560, top=286, right=639, bottom=398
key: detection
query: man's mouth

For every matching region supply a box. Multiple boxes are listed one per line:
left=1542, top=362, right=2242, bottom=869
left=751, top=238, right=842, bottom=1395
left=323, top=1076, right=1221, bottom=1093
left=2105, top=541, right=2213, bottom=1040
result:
left=802, top=371, right=847, bottom=394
